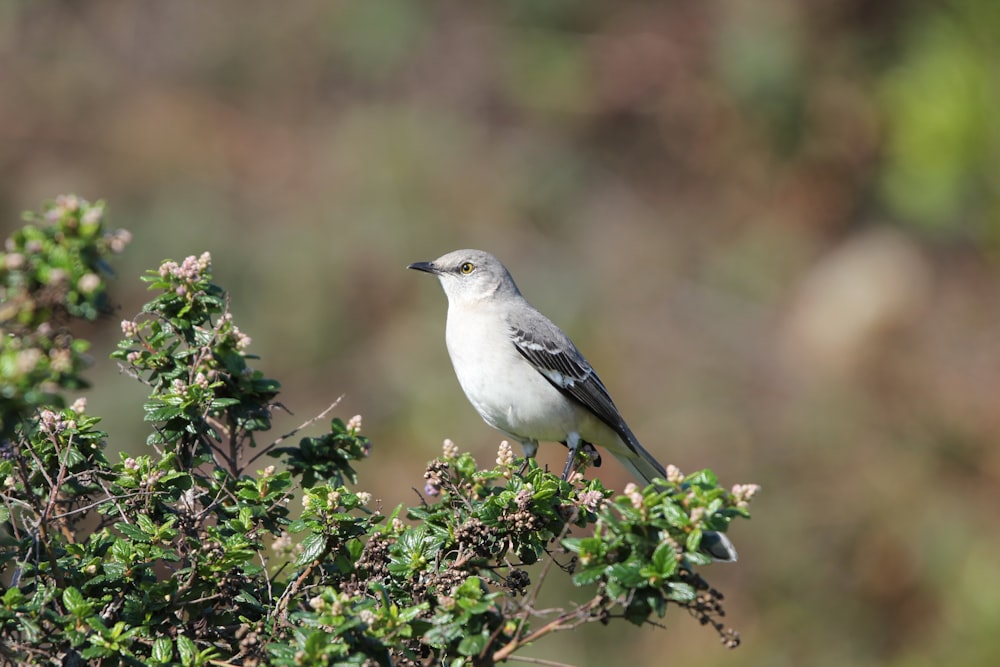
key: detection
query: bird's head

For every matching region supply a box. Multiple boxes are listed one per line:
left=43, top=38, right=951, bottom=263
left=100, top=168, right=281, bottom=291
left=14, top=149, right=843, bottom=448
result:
left=408, top=249, right=521, bottom=305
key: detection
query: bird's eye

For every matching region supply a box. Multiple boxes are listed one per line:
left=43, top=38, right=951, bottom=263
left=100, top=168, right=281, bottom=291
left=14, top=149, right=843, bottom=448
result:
left=460, top=262, right=475, bottom=275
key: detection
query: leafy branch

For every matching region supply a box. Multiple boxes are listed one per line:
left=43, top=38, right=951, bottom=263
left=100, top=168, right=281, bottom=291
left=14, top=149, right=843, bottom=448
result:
left=0, top=196, right=757, bottom=666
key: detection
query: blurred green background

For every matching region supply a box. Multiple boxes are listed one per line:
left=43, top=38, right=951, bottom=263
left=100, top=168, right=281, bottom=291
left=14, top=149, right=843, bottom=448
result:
left=3, top=1, right=1000, bottom=665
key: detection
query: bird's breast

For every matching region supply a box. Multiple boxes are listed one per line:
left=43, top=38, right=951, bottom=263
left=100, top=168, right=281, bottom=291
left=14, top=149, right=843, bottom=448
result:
left=444, top=305, right=574, bottom=440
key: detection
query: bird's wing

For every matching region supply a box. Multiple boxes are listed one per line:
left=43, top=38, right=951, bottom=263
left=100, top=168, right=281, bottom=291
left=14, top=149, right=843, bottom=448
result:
left=506, top=305, right=668, bottom=485
left=507, top=308, right=630, bottom=439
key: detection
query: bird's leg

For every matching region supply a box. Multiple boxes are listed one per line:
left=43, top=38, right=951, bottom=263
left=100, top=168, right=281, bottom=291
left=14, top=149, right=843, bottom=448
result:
left=517, top=440, right=539, bottom=475
left=561, top=432, right=582, bottom=481
left=580, top=441, right=601, bottom=467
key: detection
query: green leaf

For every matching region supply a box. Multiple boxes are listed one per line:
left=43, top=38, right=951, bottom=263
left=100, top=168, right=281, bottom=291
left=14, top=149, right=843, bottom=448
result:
left=176, top=635, right=197, bottom=666
left=143, top=403, right=183, bottom=422
left=608, top=562, right=645, bottom=588
left=102, top=562, right=127, bottom=580
left=81, top=645, right=113, bottom=660
left=62, top=587, right=91, bottom=618
left=648, top=544, right=673, bottom=578
left=286, top=518, right=309, bottom=533
left=296, top=532, right=327, bottom=566
left=684, top=468, right=719, bottom=488
left=457, top=632, right=487, bottom=656
left=152, top=637, right=174, bottom=663
left=398, top=602, right=430, bottom=623
left=623, top=594, right=654, bottom=626
left=572, top=565, right=607, bottom=586
left=562, top=535, right=602, bottom=556
left=667, top=582, right=697, bottom=603
left=685, top=528, right=703, bottom=555
left=210, top=397, right=240, bottom=408
left=86, top=615, right=109, bottom=634
left=136, top=513, right=157, bottom=534
left=455, top=576, right=483, bottom=599
left=116, top=521, right=152, bottom=543
left=659, top=501, right=690, bottom=527
left=2, top=588, right=25, bottom=606
left=236, top=590, right=263, bottom=611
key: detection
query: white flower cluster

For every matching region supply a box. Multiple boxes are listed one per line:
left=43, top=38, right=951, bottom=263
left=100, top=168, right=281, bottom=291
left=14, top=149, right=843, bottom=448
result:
left=346, top=414, right=363, bottom=434
left=159, top=252, right=212, bottom=282
left=665, top=464, right=684, bottom=484
left=623, top=482, right=644, bottom=510
left=577, top=489, right=606, bottom=512
left=731, top=483, right=761, bottom=509
left=496, top=440, right=514, bottom=467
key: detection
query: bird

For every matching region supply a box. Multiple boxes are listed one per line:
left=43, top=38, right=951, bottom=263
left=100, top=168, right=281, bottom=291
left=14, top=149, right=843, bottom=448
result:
left=408, top=249, right=737, bottom=562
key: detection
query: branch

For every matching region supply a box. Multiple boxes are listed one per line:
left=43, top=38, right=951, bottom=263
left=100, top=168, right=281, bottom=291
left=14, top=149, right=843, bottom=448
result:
left=506, top=656, right=580, bottom=667
left=493, top=596, right=604, bottom=663
left=246, top=397, right=343, bottom=466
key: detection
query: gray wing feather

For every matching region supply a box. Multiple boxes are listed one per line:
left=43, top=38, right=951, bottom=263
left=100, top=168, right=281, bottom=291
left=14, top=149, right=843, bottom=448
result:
left=507, top=308, right=637, bottom=444
left=506, top=308, right=734, bottom=561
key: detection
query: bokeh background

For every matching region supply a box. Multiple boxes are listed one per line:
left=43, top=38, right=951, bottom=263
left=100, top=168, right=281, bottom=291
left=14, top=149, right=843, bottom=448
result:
left=3, top=1, right=1000, bottom=665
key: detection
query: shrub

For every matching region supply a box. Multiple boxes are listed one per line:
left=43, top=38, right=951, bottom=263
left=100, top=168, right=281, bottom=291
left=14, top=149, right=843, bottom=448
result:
left=0, top=197, right=756, bottom=666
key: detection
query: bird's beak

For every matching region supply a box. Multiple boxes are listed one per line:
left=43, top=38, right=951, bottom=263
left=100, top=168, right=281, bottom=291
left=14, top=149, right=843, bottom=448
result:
left=407, top=261, right=439, bottom=274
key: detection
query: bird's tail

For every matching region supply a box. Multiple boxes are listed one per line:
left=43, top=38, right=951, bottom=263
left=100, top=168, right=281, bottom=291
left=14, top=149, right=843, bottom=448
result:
left=612, top=425, right=665, bottom=486
left=613, top=430, right=739, bottom=563
left=614, top=447, right=664, bottom=487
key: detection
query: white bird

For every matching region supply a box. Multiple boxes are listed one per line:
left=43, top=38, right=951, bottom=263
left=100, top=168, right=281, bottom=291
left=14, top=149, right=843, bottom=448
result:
left=409, top=249, right=737, bottom=562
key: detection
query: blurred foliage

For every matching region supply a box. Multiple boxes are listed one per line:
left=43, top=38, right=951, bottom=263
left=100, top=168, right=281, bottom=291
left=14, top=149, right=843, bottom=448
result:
left=879, top=0, right=1000, bottom=244
left=0, top=196, right=130, bottom=442
left=2, top=1, right=1000, bottom=665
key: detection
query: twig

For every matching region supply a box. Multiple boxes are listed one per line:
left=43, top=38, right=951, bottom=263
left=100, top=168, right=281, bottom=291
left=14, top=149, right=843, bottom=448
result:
left=491, top=508, right=580, bottom=664
left=273, top=534, right=335, bottom=623
left=246, top=397, right=343, bottom=466
left=506, top=656, right=579, bottom=667
left=51, top=492, right=139, bottom=521
left=493, top=596, right=603, bottom=663
left=518, top=508, right=578, bottom=631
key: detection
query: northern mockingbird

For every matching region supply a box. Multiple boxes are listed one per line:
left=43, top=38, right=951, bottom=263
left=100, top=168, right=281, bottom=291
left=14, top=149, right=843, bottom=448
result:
left=408, top=249, right=737, bottom=562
